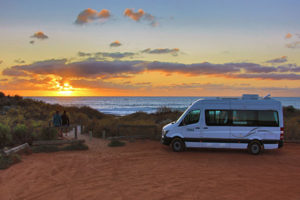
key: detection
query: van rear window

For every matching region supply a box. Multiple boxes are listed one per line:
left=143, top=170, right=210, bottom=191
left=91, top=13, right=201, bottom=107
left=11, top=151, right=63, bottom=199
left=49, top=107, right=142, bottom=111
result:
left=258, top=110, right=279, bottom=127
left=232, top=110, right=256, bottom=126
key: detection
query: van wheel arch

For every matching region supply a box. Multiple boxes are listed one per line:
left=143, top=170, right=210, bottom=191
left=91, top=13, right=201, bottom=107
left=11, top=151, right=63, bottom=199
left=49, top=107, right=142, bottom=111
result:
left=170, top=137, right=185, bottom=152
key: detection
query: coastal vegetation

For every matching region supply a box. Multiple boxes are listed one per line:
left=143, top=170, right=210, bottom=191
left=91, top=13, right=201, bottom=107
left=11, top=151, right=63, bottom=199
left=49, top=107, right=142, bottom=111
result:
left=0, top=91, right=300, bottom=150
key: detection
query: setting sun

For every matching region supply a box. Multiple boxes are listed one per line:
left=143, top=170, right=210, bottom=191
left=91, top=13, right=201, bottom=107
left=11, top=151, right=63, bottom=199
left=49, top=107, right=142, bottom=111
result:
left=57, top=82, right=74, bottom=96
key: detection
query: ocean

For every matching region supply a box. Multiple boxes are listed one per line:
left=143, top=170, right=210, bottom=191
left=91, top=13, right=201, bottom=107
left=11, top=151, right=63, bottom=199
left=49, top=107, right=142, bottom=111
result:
left=26, top=96, right=300, bottom=116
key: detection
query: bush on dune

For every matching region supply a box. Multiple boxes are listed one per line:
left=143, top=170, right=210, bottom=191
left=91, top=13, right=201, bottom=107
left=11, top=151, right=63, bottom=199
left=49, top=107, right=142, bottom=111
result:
left=108, top=140, right=125, bottom=147
left=12, top=124, right=33, bottom=145
left=62, top=143, right=89, bottom=151
left=36, top=127, right=58, bottom=140
left=32, top=143, right=88, bottom=153
left=0, top=123, right=12, bottom=148
left=0, top=153, right=21, bottom=170
left=283, top=106, right=300, bottom=140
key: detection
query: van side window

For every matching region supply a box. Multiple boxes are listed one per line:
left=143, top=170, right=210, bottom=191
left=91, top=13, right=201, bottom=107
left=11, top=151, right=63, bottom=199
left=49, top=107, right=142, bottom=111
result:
left=180, top=109, right=200, bottom=126
left=258, top=111, right=279, bottom=127
left=232, top=110, right=256, bottom=126
left=205, top=110, right=229, bottom=126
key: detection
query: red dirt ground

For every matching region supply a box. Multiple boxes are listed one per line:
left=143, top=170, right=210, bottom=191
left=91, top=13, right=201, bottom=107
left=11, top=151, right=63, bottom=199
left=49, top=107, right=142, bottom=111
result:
left=0, top=137, right=300, bottom=200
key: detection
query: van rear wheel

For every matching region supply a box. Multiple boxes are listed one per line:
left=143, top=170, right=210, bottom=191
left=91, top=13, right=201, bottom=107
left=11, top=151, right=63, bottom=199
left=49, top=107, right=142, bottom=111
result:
left=248, top=141, right=262, bottom=155
left=171, top=138, right=185, bottom=152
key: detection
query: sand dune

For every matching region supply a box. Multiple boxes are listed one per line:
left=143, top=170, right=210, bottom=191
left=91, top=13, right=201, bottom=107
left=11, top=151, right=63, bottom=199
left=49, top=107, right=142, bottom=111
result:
left=1, top=136, right=300, bottom=200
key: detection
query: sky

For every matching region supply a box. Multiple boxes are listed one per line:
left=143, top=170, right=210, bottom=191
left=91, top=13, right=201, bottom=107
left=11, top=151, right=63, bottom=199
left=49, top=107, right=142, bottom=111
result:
left=0, top=0, right=300, bottom=96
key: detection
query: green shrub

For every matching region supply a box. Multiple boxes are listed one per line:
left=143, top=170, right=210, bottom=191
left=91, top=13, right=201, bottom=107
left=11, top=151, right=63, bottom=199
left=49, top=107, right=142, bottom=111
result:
left=0, top=153, right=21, bottom=170
left=39, top=127, right=58, bottom=140
left=0, top=91, right=5, bottom=98
left=0, top=123, right=12, bottom=148
left=32, top=145, right=60, bottom=153
left=32, top=143, right=88, bottom=153
left=108, top=140, right=125, bottom=147
left=12, top=124, right=32, bottom=145
left=62, top=143, right=89, bottom=151
left=156, top=106, right=172, bottom=114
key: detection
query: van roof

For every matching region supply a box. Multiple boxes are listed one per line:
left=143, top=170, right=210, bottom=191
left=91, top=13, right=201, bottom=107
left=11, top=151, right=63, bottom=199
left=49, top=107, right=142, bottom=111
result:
left=193, top=94, right=281, bottom=106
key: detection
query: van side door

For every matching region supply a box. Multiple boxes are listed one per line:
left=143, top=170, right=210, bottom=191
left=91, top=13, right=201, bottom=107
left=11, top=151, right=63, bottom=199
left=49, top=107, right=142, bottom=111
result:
left=201, top=109, right=231, bottom=148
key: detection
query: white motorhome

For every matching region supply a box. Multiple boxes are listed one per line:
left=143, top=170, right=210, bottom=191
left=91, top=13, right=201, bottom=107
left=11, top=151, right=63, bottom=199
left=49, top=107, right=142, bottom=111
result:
left=161, top=94, right=284, bottom=154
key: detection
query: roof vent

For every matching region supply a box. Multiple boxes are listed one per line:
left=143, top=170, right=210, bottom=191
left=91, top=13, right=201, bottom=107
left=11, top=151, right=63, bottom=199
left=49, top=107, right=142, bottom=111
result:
left=263, top=94, right=271, bottom=99
left=242, top=94, right=259, bottom=100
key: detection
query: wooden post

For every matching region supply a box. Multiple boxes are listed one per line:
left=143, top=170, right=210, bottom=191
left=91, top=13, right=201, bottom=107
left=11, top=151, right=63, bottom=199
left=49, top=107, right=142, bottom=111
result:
left=74, top=126, right=78, bottom=139
left=80, top=125, right=84, bottom=135
left=4, top=143, right=31, bottom=155
left=102, top=130, right=106, bottom=139
left=89, top=130, right=92, bottom=141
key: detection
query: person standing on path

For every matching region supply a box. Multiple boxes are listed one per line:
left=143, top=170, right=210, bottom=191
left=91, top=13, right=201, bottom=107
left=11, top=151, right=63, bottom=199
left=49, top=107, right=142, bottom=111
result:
left=53, top=110, right=62, bottom=137
left=61, top=110, right=70, bottom=136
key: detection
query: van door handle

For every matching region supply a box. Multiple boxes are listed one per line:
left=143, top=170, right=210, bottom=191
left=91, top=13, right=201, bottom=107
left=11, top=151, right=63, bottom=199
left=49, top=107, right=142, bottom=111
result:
left=203, top=127, right=208, bottom=129
left=195, top=127, right=200, bottom=129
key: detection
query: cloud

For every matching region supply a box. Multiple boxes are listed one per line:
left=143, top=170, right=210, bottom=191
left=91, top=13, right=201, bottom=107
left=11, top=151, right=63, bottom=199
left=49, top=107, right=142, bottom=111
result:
left=69, top=79, right=146, bottom=90
left=124, top=8, right=158, bottom=27
left=146, top=61, right=242, bottom=75
left=75, top=8, right=110, bottom=24
left=78, top=52, right=92, bottom=57
left=266, top=56, right=287, bottom=64
left=124, top=8, right=144, bottom=21
left=3, top=58, right=300, bottom=81
left=96, top=52, right=135, bottom=59
left=0, top=77, right=53, bottom=91
left=31, top=31, right=48, bottom=40
left=231, top=73, right=300, bottom=80
left=277, top=64, right=300, bottom=73
left=285, top=33, right=292, bottom=39
left=3, top=59, right=144, bottom=79
left=14, top=59, right=25, bottom=64
left=78, top=51, right=136, bottom=59
left=286, top=41, right=300, bottom=49
left=110, top=40, right=122, bottom=47
left=2, top=66, right=30, bottom=77
left=141, top=48, right=180, bottom=56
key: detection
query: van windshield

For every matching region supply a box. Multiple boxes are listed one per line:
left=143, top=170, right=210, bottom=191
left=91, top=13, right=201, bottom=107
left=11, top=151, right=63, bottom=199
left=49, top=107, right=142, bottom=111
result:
left=176, top=106, right=192, bottom=124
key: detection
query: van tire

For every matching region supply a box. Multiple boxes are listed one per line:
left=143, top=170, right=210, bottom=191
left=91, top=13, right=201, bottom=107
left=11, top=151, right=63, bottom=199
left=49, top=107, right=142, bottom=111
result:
left=171, top=138, right=185, bottom=152
left=248, top=141, right=262, bottom=155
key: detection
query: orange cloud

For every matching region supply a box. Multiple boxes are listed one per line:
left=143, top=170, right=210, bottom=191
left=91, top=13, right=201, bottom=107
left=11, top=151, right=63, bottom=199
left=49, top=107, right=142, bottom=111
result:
left=31, top=31, right=48, bottom=39
left=110, top=40, right=122, bottom=47
left=124, top=8, right=158, bottom=27
left=285, top=33, right=292, bottom=39
left=75, top=8, right=111, bottom=24
left=124, top=8, right=145, bottom=21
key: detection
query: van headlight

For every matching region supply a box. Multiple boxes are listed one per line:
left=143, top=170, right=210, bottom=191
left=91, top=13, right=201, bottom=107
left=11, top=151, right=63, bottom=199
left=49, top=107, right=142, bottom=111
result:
left=162, top=130, right=169, bottom=137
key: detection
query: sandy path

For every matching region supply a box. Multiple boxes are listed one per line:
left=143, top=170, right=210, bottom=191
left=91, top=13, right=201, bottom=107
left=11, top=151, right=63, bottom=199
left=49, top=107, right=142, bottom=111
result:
left=0, top=133, right=300, bottom=200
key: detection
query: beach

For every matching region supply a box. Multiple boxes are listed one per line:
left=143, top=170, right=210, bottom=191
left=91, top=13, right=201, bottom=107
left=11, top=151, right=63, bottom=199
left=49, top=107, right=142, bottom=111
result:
left=1, top=135, right=300, bottom=200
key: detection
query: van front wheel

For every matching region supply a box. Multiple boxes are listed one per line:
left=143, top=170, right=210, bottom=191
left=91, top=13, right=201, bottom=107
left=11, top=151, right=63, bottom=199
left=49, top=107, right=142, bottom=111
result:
left=171, top=138, right=185, bottom=152
left=248, top=141, right=262, bottom=155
